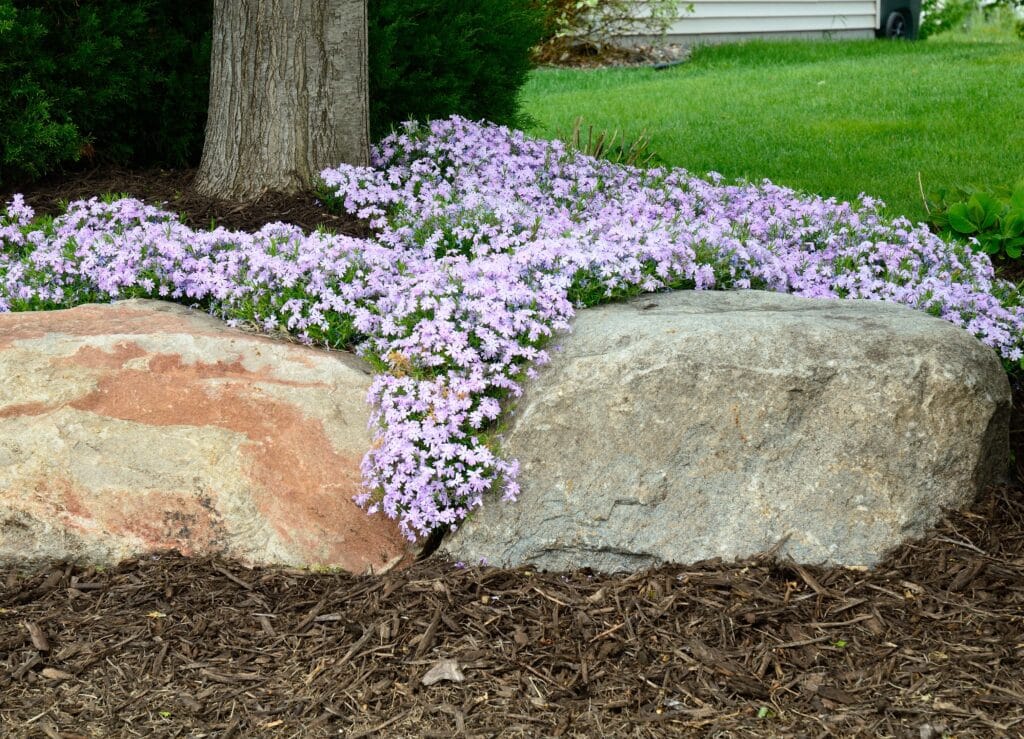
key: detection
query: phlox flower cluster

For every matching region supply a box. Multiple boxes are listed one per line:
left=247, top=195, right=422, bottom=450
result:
left=3, top=116, right=1024, bottom=540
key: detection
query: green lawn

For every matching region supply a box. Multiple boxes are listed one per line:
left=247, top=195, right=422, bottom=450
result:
left=521, top=34, right=1024, bottom=224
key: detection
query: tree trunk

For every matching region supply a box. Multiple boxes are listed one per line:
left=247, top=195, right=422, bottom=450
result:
left=194, top=0, right=369, bottom=201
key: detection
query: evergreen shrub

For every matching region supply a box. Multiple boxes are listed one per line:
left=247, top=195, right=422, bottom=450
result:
left=0, top=0, right=211, bottom=185
left=0, top=2, right=80, bottom=182
left=1, top=0, right=545, bottom=184
left=368, top=0, right=546, bottom=141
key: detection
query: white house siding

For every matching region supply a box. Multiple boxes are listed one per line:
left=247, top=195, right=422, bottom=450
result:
left=620, top=1, right=878, bottom=45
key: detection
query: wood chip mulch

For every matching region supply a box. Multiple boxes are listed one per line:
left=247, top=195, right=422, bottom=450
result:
left=2, top=166, right=369, bottom=238
left=533, top=41, right=691, bottom=69
left=2, top=479, right=1023, bottom=738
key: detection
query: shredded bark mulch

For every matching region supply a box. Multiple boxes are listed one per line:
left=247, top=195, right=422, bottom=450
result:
left=4, top=169, right=1024, bottom=737
left=2, top=166, right=369, bottom=238
left=2, top=480, right=1024, bottom=738
left=533, top=41, right=691, bottom=69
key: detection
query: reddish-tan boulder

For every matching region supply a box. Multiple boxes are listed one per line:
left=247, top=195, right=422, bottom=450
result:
left=0, top=300, right=411, bottom=573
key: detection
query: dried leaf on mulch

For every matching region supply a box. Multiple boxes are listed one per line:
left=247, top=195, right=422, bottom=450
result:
left=421, top=658, right=465, bottom=686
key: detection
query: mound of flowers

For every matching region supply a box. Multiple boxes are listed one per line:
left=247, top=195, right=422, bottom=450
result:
left=2, top=116, right=1023, bottom=539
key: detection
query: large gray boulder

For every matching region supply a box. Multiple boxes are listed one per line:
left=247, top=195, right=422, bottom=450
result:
left=444, top=290, right=1011, bottom=571
left=0, top=300, right=411, bottom=573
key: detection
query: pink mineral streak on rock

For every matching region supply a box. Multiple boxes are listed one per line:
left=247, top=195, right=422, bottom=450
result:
left=0, top=301, right=413, bottom=573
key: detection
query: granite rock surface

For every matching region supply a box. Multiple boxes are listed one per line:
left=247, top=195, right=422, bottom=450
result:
left=0, top=300, right=409, bottom=573
left=444, top=290, right=1011, bottom=571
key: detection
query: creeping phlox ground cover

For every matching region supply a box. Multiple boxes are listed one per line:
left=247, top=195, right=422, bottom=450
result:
left=3, top=117, right=1024, bottom=539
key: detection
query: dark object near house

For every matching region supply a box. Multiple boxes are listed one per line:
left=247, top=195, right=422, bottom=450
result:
left=877, top=0, right=922, bottom=39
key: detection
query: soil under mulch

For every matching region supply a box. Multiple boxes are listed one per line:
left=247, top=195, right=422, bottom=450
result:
left=4, top=169, right=1024, bottom=737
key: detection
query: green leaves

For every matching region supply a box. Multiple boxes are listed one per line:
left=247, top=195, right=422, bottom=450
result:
left=1011, top=182, right=1024, bottom=212
left=945, top=202, right=977, bottom=233
left=368, top=0, right=545, bottom=141
left=946, top=192, right=1002, bottom=235
left=928, top=181, right=1024, bottom=261
left=969, top=192, right=1002, bottom=230
left=1002, top=207, right=1024, bottom=258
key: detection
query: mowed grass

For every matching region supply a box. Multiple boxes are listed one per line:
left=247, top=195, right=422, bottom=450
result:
left=522, top=34, right=1024, bottom=224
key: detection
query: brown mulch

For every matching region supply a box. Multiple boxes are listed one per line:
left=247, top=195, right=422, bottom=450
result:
left=2, top=481, right=1024, bottom=738
left=2, top=166, right=369, bottom=237
left=533, top=41, right=691, bottom=69
left=994, top=256, right=1024, bottom=286
left=3, top=170, right=1024, bottom=737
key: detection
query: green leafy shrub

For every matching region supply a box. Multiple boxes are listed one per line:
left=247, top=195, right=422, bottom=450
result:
left=368, top=0, right=546, bottom=141
left=0, top=2, right=81, bottom=182
left=77, top=2, right=211, bottom=168
left=2, top=0, right=546, bottom=182
left=920, top=0, right=976, bottom=38
left=36, top=1, right=210, bottom=168
left=928, top=182, right=1024, bottom=259
left=920, top=0, right=1024, bottom=39
left=0, top=0, right=211, bottom=185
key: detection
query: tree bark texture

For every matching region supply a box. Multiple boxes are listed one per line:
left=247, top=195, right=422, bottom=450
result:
left=195, top=0, right=369, bottom=201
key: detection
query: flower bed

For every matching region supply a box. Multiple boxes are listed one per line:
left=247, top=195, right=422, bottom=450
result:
left=3, top=116, right=1023, bottom=539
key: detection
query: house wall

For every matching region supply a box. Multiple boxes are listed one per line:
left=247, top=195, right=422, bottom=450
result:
left=618, top=1, right=879, bottom=45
